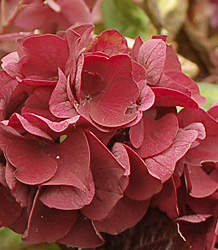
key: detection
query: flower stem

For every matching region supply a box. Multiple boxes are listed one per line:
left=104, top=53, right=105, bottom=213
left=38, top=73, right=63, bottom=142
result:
left=1, top=0, right=6, bottom=27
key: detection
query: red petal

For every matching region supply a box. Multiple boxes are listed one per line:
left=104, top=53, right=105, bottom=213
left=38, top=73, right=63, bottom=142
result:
left=20, top=77, right=57, bottom=87
left=138, top=39, right=166, bottom=85
left=81, top=131, right=125, bottom=220
left=94, top=195, right=150, bottom=235
left=9, top=209, right=28, bottom=234
left=49, top=69, right=78, bottom=118
left=175, top=214, right=211, bottom=224
left=1, top=52, right=21, bottom=78
left=137, top=82, right=155, bottom=112
left=8, top=113, right=52, bottom=140
left=78, top=55, right=140, bottom=128
left=22, top=113, right=79, bottom=135
left=82, top=54, right=132, bottom=84
left=152, top=87, right=199, bottom=108
left=152, top=177, right=179, bottom=218
left=6, top=137, right=57, bottom=185
left=163, top=43, right=181, bottom=72
left=164, top=71, right=206, bottom=105
left=0, top=123, right=21, bottom=152
left=20, top=34, right=69, bottom=78
left=129, top=118, right=144, bottom=149
left=58, top=213, right=104, bottom=248
left=124, top=145, right=162, bottom=200
left=46, top=0, right=61, bottom=12
left=23, top=190, right=77, bottom=244
left=131, top=60, right=146, bottom=83
left=40, top=129, right=94, bottom=210
left=186, top=194, right=218, bottom=216
left=111, top=143, right=130, bottom=192
left=22, top=86, right=55, bottom=120
left=0, top=184, right=22, bottom=227
left=176, top=216, right=216, bottom=250
left=145, top=127, right=201, bottom=182
left=112, top=142, right=130, bottom=177
left=130, top=113, right=179, bottom=158
left=88, top=30, right=128, bottom=56
left=89, top=77, right=139, bottom=127
left=182, top=122, right=206, bottom=148
left=5, top=162, right=29, bottom=207
left=185, top=165, right=218, bottom=198
left=40, top=182, right=94, bottom=210
left=178, top=108, right=218, bottom=164
left=43, top=129, right=91, bottom=189
left=65, top=24, right=94, bottom=82
left=0, top=163, right=6, bottom=186
left=131, top=36, right=143, bottom=61
left=208, top=102, right=218, bottom=120
left=156, top=73, right=191, bottom=96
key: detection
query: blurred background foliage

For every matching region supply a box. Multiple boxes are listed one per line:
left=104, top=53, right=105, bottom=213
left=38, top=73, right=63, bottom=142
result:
left=0, top=0, right=218, bottom=249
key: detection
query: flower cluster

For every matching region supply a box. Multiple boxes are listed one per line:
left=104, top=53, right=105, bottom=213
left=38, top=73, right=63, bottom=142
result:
left=0, top=23, right=218, bottom=249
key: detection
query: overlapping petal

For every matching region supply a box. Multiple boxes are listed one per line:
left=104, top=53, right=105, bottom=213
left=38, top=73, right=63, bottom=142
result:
left=88, top=30, right=129, bottom=56
left=185, top=165, right=218, bottom=198
left=58, top=213, right=104, bottom=248
left=144, top=121, right=206, bottom=182
left=19, top=34, right=69, bottom=79
left=81, top=131, right=125, bottom=220
left=0, top=184, right=23, bottom=227
left=178, top=108, right=218, bottom=164
left=78, top=54, right=142, bottom=128
left=130, top=112, right=179, bottom=157
left=23, top=190, right=77, bottom=244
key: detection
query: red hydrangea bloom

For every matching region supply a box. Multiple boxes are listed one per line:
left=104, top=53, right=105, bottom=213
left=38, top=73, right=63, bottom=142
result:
left=0, top=24, right=217, bottom=249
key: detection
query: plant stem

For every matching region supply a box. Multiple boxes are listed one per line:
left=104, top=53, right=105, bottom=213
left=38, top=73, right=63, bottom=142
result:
left=1, top=0, right=6, bottom=27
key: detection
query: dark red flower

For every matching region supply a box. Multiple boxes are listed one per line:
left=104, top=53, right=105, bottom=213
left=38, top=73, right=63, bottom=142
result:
left=0, top=23, right=217, bottom=250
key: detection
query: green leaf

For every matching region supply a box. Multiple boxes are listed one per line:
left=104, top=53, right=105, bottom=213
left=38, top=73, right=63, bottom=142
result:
left=101, top=0, right=150, bottom=40
left=0, top=227, right=25, bottom=250
left=198, top=82, right=218, bottom=110
left=0, top=227, right=61, bottom=250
